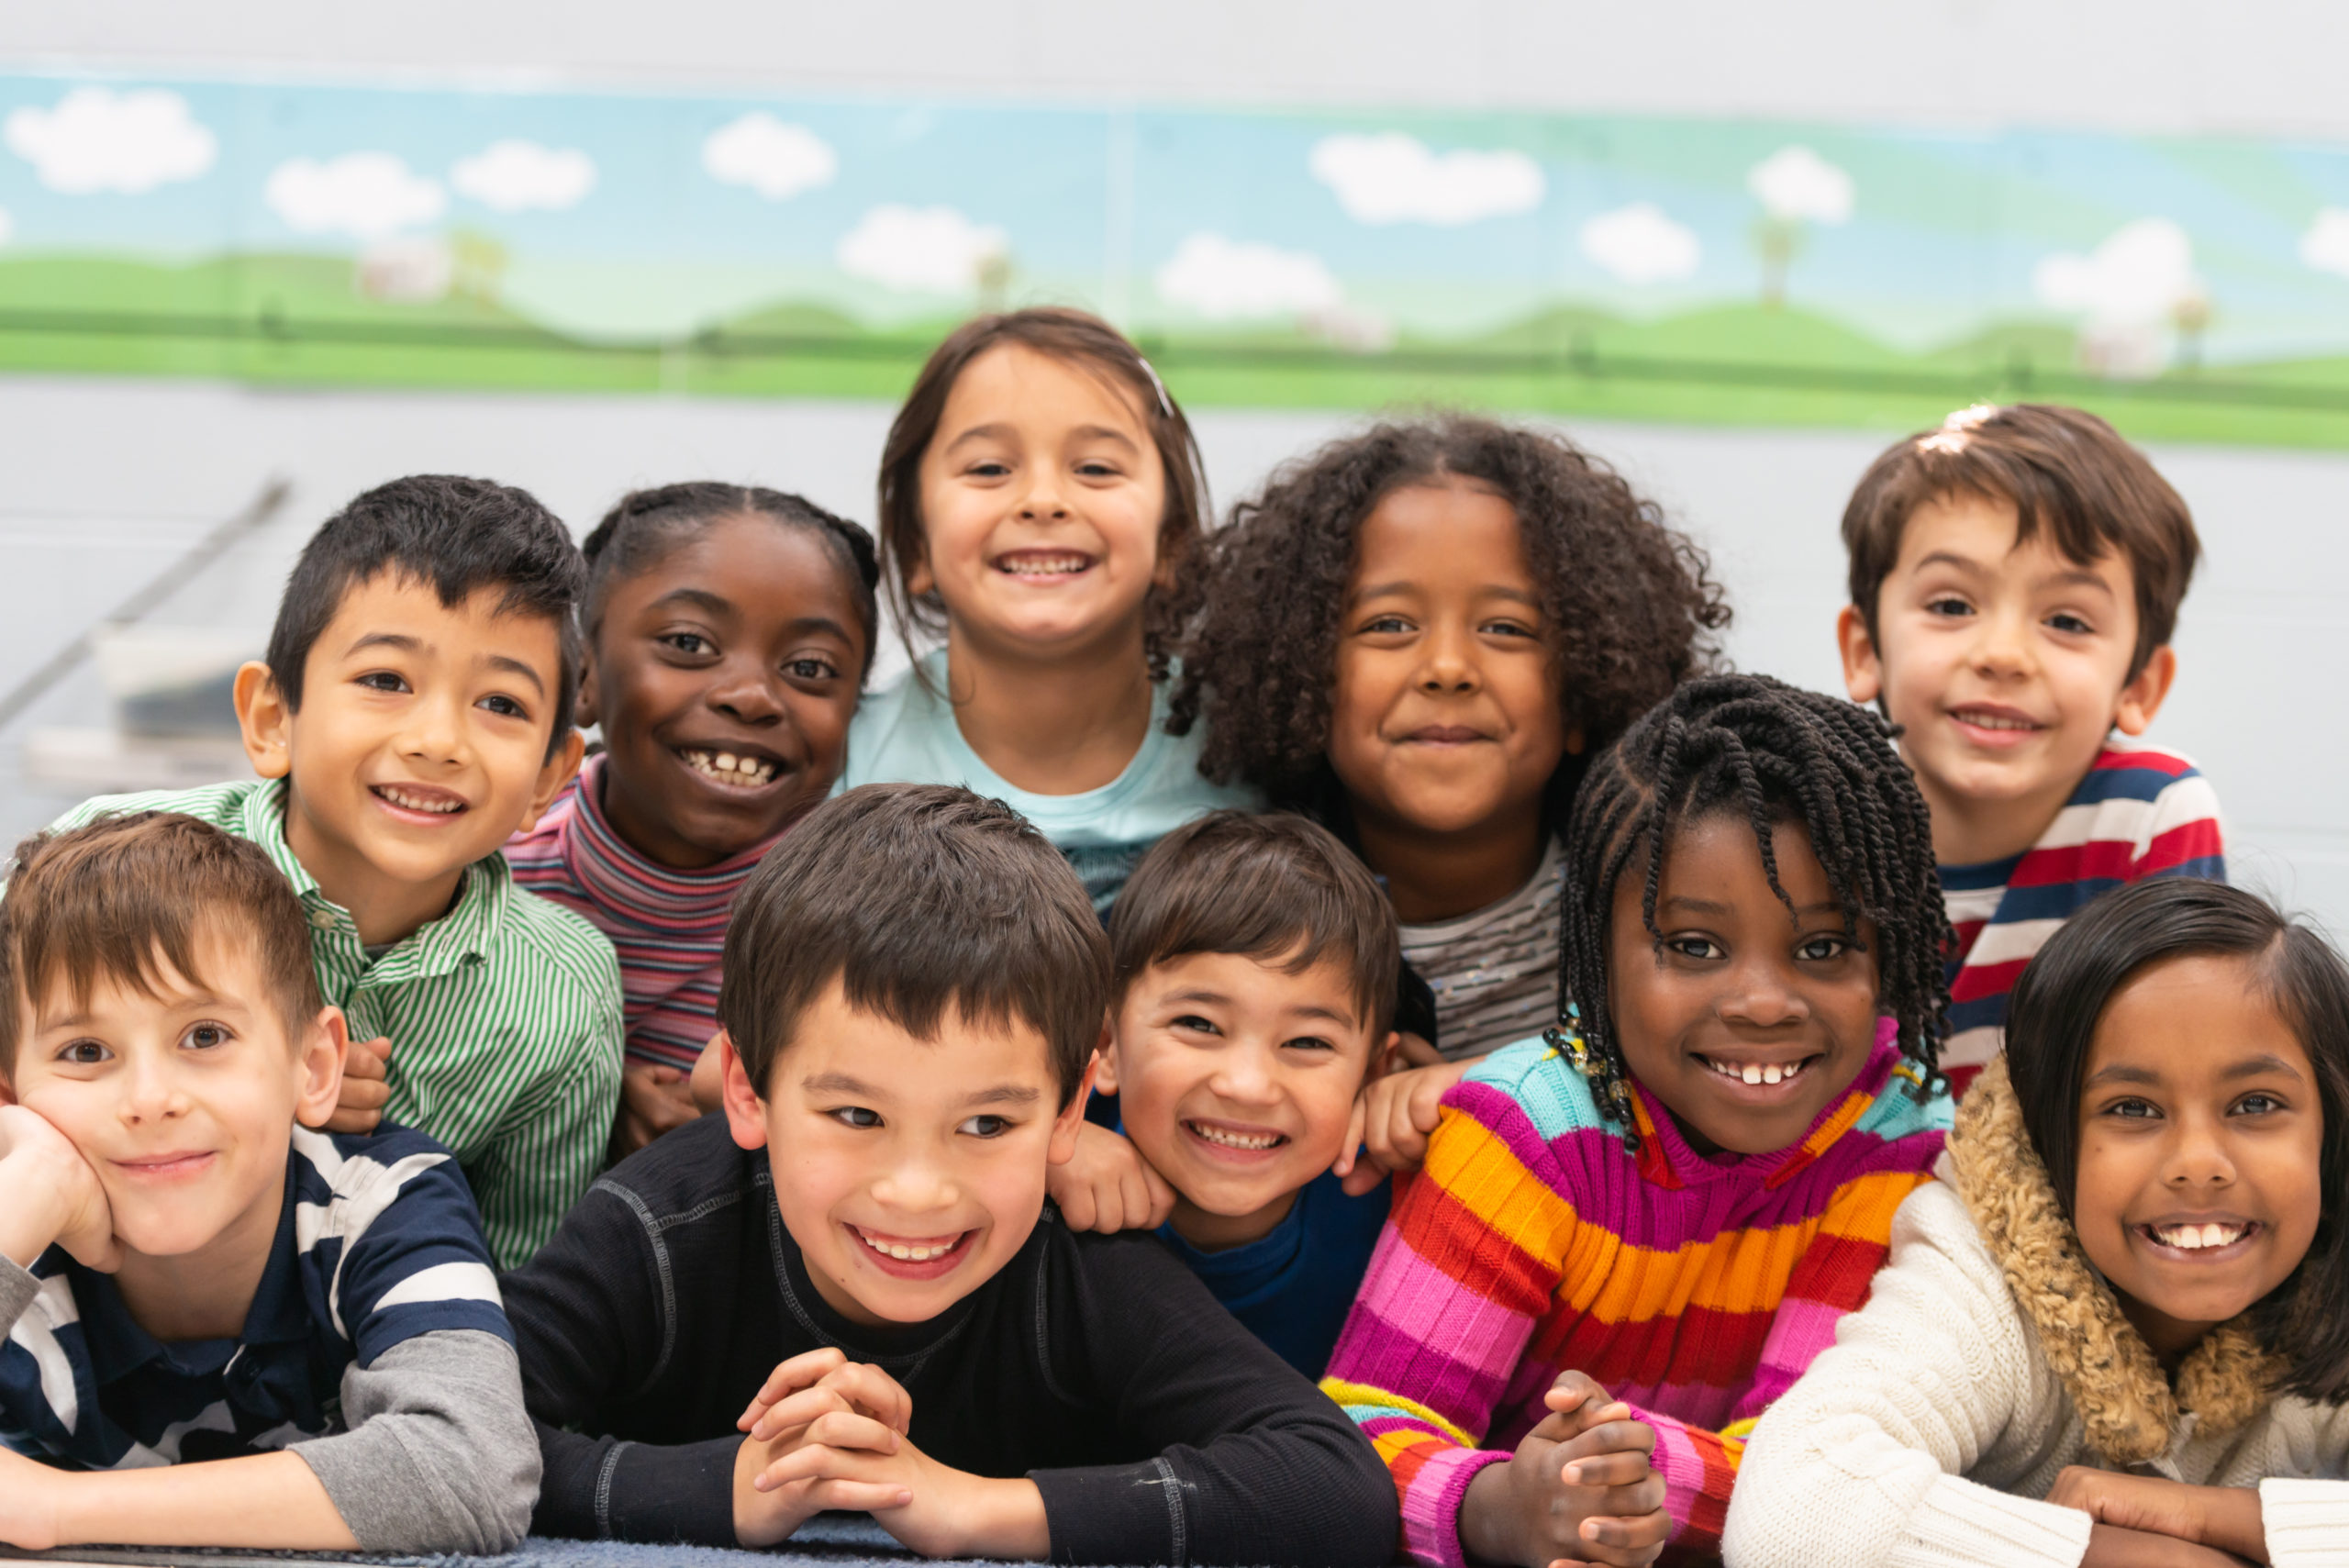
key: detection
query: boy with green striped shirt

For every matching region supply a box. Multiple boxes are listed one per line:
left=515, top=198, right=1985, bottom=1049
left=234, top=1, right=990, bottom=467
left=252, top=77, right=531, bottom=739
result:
left=49, top=475, right=623, bottom=1268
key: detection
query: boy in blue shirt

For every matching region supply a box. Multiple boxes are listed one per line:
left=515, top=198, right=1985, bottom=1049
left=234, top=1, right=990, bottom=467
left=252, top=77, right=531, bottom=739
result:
left=0, top=812, right=535, bottom=1553
left=1053, top=810, right=1397, bottom=1378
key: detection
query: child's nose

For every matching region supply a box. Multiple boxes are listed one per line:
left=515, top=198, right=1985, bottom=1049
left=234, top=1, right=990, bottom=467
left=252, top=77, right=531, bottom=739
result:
left=2163, top=1115, right=2239, bottom=1188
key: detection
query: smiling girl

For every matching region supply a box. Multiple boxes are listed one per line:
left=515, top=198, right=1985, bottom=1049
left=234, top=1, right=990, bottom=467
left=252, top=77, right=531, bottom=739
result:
left=1319, top=675, right=1956, bottom=1568
left=1726, top=876, right=2349, bottom=1568
left=507, top=484, right=878, bottom=1152
left=838, top=308, right=1255, bottom=910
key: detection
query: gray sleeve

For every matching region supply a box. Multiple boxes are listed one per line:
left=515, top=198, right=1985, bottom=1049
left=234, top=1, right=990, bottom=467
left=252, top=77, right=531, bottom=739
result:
left=290, top=1329, right=540, bottom=1554
left=0, top=1257, right=36, bottom=1331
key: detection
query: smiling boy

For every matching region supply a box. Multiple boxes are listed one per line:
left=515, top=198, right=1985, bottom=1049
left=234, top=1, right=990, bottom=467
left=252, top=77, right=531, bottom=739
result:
left=1050, top=810, right=1399, bottom=1379
left=503, top=784, right=1396, bottom=1565
left=48, top=476, right=625, bottom=1266
left=0, top=814, right=534, bottom=1553
left=1836, top=405, right=2223, bottom=1090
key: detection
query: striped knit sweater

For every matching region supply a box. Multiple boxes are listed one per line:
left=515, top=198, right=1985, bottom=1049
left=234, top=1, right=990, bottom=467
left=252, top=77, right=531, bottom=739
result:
left=1320, top=1029, right=1953, bottom=1567
left=1940, top=742, right=2224, bottom=1095
left=507, top=755, right=785, bottom=1073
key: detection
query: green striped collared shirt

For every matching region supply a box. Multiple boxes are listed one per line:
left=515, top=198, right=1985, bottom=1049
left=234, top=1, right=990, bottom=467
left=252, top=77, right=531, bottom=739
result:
left=50, top=777, right=624, bottom=1269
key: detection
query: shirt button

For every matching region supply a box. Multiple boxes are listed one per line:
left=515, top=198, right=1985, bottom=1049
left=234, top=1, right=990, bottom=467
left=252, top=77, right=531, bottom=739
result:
left=309, top=908, right=336, bottom=931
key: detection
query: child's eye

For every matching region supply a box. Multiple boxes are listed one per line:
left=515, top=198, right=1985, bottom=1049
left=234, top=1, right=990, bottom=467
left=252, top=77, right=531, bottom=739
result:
left=1664, top=936, right=1724, bottom=962
left=1796, top=934, right=1851, bottom=962
left=182, top=1022, right=231, bottom=1051
left=1171, top=1014, right=1221, bottom=1036
left=1357, top=615, right=1414, bottom=636
left=784, top=656, right=839, bottom=681
left=965, top=460, right=1012, bottom=479
left=829, top=1106, right=882, bottom=1129
left=1479, top=618, right=1538, bottom=639
left=958, top=1114, right=1012, bottom=1138
left=56, top=1038, right=110, bottom=1066
left=1281, top=1035, right=1336, bottom=1054
left=2107, top=1097, right=2162, bottom=1120
left=477, top=695, right=529, bottom=719
left=1074, top=460, right=1125, bottom=480
left=356, top=671, right=411, bottom=694
left=2045, top=611, right=2094, bottom=635
left=2232, top=1092, right=2285, bottom=1117
left=1923, top=595, right=1973, bottom=618
left=662, top=632, right=716, bottom=657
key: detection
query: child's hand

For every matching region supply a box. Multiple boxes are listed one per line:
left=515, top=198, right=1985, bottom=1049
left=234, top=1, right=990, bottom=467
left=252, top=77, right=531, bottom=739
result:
left=753, top=1422, right=1049, bottom=1560
left=1336, top=1055, right=1470, bottom=1196
left=1460, top=1372, right=1667, bottom=1568
left=322, top=1035, right=392, bottom=1134
left=0, top=1104, right=118, bottom=1273
left=2052, top=1470, right=2266, bottom=1562
left=731, top=1351, right=917, bottom=1548
left=0, top=1443, right=65, bottom=1550
left=690, top=1032, right=727, bottom=1115
left=1046, top=1122, right=1175, bottom=1233
left=614, top=1061, right=700, bottom=1156
left=2078, top=1524, right=2258, bottom=1568
left=738, top=1349, right=913, bottom=1444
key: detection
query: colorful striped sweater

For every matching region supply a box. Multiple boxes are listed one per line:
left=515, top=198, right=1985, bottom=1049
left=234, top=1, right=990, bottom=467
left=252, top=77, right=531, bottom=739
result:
left=507, top=755, right=785, bottom=1073
left=1941, top=742, right=2224, bottom=1095
left=1320, top=1030, right=1953, bottom=1567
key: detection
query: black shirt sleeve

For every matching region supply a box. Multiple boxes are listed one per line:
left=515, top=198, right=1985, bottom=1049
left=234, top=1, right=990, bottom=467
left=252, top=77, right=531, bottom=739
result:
left=1029, top=1230, right=1398, bottom=1568
left=503, top=1177, right=741, bottom=1546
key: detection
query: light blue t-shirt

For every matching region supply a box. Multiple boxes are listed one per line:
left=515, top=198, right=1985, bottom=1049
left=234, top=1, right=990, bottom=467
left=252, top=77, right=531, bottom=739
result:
left=838, top=650, right=1259, bottom=908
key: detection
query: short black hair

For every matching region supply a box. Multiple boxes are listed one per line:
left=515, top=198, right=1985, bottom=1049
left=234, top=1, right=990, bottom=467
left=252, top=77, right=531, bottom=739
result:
left=2007, top=876, right=2349, bottom=1405
left=718, top=784, right=1108, bottom=1105
left=1109, top=810, right=1398, bottom=1038
left=264, top=475, right=585, bottom=761
left=580, top=482, right=882, bottom=681
left=1557, top=674, right=1951, bottom=1135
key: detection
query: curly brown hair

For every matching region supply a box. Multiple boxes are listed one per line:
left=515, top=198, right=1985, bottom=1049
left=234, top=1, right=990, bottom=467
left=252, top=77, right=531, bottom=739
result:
left=1168, top=415, right=1731, bottom=829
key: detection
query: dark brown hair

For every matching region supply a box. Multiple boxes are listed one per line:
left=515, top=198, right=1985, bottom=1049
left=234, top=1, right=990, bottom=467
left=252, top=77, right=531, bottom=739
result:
left=1109, top=810, right=1399, bottom=1038
left=1168, top=415, right=1730, bottom=832
left=0, top=813, right=324, bottom=1076
left=717, top=783, right=1108, bottom=1104
left=874, top=307, right=1210, bottom=681
left=2007, top=876, right=2349, bottom=1404
left=1842, top=403, right=2200, bottom=679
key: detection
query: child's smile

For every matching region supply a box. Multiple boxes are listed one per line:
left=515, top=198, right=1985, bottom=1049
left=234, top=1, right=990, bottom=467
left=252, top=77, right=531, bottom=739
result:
left=2069, top=952, right=2321, bottom=1359
left=1608, top=813, right=1882, bottom=1157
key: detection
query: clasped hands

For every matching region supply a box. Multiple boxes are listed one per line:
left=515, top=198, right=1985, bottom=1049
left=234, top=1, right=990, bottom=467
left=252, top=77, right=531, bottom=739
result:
left=1461, top=1371, right=1668, bottom=1568
left=2050, top=1467, right=2268, bottom=1567
left=729, top=1347, right=1046, bottom=1559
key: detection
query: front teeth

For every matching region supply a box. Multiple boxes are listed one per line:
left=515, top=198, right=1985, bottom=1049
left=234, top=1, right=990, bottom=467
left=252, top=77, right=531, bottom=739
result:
left=377, top=785, right=462, bottom=814
left=999, top=554, right=1091, bottom=575
left=857, top=1229, right=958, bottom=1262
left=683, top=749, right=778, bottom=785
left=1189, top=1122, right=1283, bottom=1151
left=2154, top=1222, right=2250, bottom=1251
left=1705, top=1058, right=1809, bottom=1086
left=1956, top=711, right=2036, bottom=731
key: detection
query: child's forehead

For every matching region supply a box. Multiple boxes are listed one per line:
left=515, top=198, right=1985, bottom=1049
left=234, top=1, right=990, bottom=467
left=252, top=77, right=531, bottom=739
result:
left=25, top=929, right=273, bottom=1033
left=1128, top=947, right=1371, bottom=1023
left=313, top=567, right=565, bottom=673
left=1895, top=490, right=2129, bottom=588
left=780, top=990, right=1061, bottom=1095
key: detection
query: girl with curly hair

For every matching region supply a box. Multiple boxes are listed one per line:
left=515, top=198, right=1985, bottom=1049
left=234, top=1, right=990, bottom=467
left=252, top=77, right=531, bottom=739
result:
left=1322, top=674, right=1955, bottom=1568
left=1168, top=416, right=1730, bottom=1182
left=836, top=308, right=1255, bottom=910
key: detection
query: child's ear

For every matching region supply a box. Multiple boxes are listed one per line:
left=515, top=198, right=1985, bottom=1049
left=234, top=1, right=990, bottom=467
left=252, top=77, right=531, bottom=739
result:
left=904, top=551, right=936, bottom=600
left=2112, top=645, right=2177, bottom=737
left=293, top=1006, right=351, bottom=1129
left=1085, top=1024, right=1119, bottom=1097
left=1835, top=606, right=1885, bottom=707
left=1364, top=1030, right=1403, bottom=1085
left=1047, top=1056, right=1097, bottom=1168
left=234, top=661, right=295, bottom=781
left=573, top=644, right=604, bottom=731
left=517, top=728, right=588, bottom=835
left=716, top=1030, right=772, bottom=1152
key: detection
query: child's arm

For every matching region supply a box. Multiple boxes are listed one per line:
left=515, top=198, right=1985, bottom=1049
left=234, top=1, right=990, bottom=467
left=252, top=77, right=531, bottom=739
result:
left=0, top=1445, right=356, bottom=1551
left=1045, top=1123, right=1176, bottom=1233
left=1722, top=1183, right=2090, bottom=1568
left=2047, top=1472, right=2269, bottom=1562
left=1031, top=1231, right=1398, bottom=1568
left=1334, top=1055, right=1470, bottom=1195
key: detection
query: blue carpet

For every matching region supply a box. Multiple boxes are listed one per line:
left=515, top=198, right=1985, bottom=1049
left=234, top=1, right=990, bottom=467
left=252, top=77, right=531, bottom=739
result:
left=0, top=1515, right=1129, bottom=1568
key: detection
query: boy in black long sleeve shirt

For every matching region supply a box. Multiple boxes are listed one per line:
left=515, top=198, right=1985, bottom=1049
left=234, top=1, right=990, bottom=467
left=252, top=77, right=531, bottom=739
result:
left=504, top=785, right=1397, bottom=1566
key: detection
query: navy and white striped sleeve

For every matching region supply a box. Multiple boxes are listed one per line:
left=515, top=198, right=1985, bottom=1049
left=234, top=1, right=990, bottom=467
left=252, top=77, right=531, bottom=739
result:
left=291, top=1126, right=514, bottom=1367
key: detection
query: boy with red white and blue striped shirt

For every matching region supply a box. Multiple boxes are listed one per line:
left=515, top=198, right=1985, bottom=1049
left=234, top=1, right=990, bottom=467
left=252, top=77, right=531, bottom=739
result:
left=1835, top=404, right=2223, bottom=1090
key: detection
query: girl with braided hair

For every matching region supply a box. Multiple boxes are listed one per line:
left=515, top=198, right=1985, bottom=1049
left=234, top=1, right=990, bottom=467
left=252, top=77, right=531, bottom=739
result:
left=507, top=482, right=879, bottom=1152
left=1320, top=674, right=1955, bottom=1568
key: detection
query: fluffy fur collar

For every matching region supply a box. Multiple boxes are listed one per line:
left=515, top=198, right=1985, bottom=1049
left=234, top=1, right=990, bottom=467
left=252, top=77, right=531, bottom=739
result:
left=1947, top=1058, right=2284, bottom=1464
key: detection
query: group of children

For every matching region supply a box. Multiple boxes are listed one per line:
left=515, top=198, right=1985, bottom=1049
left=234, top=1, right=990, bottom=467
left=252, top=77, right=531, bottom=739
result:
left=0, top=303, right=2339, bottom=1568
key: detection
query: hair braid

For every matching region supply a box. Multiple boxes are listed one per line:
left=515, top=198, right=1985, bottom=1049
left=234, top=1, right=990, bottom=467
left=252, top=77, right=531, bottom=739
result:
left=1550, top=673, right=1952, bottom=1146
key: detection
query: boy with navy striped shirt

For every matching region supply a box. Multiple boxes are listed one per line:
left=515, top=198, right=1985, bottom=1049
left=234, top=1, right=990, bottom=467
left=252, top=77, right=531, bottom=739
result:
left=0, top=813, right=536, bottom=1553
left=1835, top=403, right=2225, bottom=1092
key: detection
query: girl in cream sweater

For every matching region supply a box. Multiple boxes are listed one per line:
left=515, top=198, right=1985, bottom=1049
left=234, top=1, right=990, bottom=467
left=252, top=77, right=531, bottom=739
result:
left=1726, top=877, right=2349, bottom=1568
